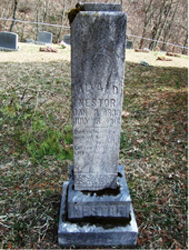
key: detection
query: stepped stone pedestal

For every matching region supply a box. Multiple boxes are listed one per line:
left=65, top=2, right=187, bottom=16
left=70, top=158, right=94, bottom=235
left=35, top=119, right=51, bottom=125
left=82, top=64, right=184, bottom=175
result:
left=58, top=3, right=138, bottom=247
left=58, top=177, right=138, bottom=247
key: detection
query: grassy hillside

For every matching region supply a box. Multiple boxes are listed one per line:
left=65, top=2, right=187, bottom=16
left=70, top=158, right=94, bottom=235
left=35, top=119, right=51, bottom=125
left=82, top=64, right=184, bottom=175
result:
left=0, top=45, right=188, bottom=249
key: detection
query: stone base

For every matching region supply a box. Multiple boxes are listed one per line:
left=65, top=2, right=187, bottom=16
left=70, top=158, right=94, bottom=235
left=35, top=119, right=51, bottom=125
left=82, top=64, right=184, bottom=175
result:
left=0, top=46, right=18, bottom=51
left=68, top=165, right=131, bottom=220
left=36, top=41, right=52, bottom=45
left=58, top=181, right=138, bottom=247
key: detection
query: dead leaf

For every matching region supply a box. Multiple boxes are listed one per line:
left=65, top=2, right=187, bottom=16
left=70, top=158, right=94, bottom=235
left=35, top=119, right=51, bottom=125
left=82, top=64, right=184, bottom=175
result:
left=122, top=110, right=130, bottom=118
left=8, top=243, right=12, bottom=249
left=157, top=56, right=172, bottom=61
left=149, top=176, right=158, bottom=181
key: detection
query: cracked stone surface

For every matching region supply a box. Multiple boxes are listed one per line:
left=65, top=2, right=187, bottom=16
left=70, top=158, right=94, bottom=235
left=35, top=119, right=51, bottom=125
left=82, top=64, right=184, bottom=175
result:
left=58, top=182, right=138, bottom=247
left=58, top=4, right=138, bottom=247
left=71, top=10, right=127, bottom=191
left=67, top=165, right=131, bottom=220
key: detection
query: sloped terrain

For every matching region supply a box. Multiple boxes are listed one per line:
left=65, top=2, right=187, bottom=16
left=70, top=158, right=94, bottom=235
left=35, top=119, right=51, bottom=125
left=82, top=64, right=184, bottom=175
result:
left=0, top=48, right=188, bottom=249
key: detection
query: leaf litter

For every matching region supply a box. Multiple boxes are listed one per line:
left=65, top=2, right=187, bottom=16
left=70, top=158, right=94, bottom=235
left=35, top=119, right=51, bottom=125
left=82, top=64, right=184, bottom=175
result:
left=0, top=51, right=188, bottom=249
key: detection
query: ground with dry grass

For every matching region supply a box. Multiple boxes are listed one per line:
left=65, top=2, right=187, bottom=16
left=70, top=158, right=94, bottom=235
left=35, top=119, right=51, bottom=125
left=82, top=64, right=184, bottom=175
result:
left=126, top=49, right=188, bottom=68
left=0, top=43, right=71, bottom=63
left=0, top=44, right=188, bottom=249
left=0, top=43, right=188, bottom=68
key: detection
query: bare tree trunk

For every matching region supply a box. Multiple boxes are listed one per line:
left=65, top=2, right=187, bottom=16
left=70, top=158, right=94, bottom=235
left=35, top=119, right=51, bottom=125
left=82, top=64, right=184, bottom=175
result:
left=139, top=0, right=154, bottom=49
left=120, top=0, right=123, bottom=10
left=9, top=0, right=18, bottom=32
left=57, top=0, right=67, bottom=43
left=149, top=0, right=167, bottom=50
left=182, top=33, right=188, bottom=55
left=36, top=0, right=41, bottom=40
left=139, top=24, right=147, bottom=49
left=1, top=1, right=12, bottom=30
left=162, top=0, right=179, bottom=51
left=43, top=0, right=49, bottom=23
left=20, top=13, right=26, bottom=41
left=152, top=0, right=173, bottom=50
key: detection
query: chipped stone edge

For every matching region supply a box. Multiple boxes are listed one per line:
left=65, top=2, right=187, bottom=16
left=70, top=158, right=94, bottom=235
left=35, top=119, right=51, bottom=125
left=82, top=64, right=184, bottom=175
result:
left=58, top=181, right=138, bottom=247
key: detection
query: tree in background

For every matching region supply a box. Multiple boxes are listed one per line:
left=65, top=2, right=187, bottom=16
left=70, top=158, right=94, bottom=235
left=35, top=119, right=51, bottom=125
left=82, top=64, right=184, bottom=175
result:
left=138, top=0, right=156, bottom=49
left=149, top=0, right=177, bottom=50
left=9, top=0, right=19, bottom=32
left=0, top=0, right=187, bottom=53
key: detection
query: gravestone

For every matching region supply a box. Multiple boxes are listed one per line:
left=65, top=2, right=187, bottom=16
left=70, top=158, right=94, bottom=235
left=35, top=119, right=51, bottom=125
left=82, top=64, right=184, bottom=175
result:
left=37, top=31, right=52, bottom=44
left=0, top=31, right=18, bottom=51
left=26, top=38, right=34, bottom=44
left=72, top=9, right=125, bottom=191
left=126, top=40, right=133, bottom=49
left=58, top=3, right=138, bottom=247
left=63, top=35, right=70, bottom=45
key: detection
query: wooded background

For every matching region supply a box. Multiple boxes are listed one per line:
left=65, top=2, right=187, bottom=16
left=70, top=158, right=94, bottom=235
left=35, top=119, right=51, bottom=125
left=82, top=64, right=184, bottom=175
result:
left=0, top=0, right=188, bottom=54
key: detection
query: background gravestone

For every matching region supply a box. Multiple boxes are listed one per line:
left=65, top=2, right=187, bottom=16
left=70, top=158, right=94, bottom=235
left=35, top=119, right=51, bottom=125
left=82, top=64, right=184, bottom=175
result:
left=126, top=40, right=133, bottom=49
left=0, top=31, right=18, bottom=51
left=37, top=31, right=52, bottom=44
left=63, top=35, right=70, bottom=45
left=26, top=38, right=34, bottom=44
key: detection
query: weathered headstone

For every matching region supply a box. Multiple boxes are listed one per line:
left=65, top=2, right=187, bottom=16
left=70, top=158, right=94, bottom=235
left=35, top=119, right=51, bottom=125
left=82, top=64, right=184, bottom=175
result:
left=63, top=35, right=70, bottom=45
left=26, top=38, right=34, bottom=44
left=37, top=31, right=52, bottom=44
left=72, top=9, right=126, bottom=191
left=0, top=31, right=18, bottom=51
left=59, top=181, right=138, bottom=247
left=58, top=3, right=138, bottom=247
left=126, top=40, right=133, bottom=49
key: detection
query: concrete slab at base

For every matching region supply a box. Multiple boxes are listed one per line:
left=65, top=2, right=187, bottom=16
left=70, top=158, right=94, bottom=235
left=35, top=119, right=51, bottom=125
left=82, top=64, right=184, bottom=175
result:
left=0, top=46, right=18, bottom=51
left=58, top=182, right=138, bottom=247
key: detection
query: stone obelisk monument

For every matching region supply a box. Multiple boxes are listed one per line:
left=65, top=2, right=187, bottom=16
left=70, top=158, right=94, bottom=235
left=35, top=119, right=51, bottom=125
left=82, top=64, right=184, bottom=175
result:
left=58, top=3, right=138, bottom=247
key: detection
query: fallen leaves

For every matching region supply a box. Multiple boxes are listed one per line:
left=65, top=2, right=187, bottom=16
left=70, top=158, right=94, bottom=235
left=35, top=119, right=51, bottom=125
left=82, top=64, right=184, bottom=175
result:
left=166, top=52, right=181, bottom=58
left=121, top=110, right=130, bottom=118
left=39, top=47, right=58, bottom=53
left=157, top=56, right=173, bottom=61
left=120, top=62, right=187, bottom=249
left=0, top=58, right=187, bottom=249
left=135, top=48, right=149, bottom=53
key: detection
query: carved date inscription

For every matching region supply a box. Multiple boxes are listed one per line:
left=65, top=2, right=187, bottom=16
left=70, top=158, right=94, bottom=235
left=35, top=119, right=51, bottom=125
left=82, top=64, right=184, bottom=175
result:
left=73, top=128, right=120, bottom=180
left=72, top=80, right=123, bottom=190
left=74, top=172, right=118, bottom=190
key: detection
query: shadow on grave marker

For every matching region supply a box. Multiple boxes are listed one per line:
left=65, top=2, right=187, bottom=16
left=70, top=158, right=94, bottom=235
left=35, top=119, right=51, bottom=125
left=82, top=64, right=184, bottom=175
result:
left=37, top=31, right=53, bottom=45
left=58, top=3, right=138, bottom=247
